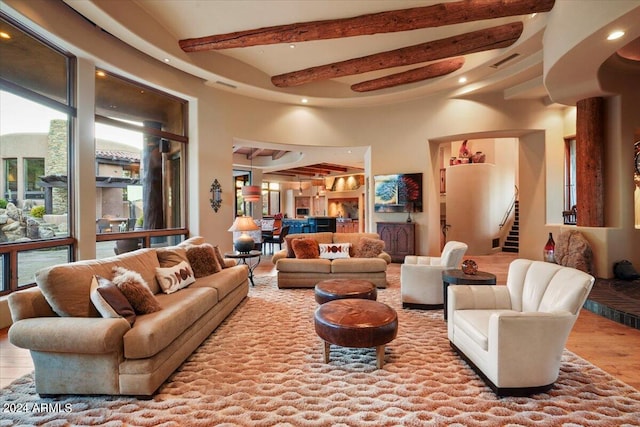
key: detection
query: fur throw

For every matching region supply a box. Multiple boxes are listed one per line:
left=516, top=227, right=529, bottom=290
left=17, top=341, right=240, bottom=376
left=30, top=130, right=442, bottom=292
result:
left=112, top=266, right=161, bottom=314
left=554, top=230, right=594, bottom=274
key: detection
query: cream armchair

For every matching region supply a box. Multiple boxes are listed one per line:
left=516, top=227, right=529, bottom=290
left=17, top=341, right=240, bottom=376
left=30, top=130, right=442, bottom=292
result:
left=447, top=259, right=595, bottom=396
left=401, top=241, right=468, bottom=308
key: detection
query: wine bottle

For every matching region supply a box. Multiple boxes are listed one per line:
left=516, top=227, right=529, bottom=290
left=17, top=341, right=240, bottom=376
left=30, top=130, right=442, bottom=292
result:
left=543, top=232, right=556, bottom=263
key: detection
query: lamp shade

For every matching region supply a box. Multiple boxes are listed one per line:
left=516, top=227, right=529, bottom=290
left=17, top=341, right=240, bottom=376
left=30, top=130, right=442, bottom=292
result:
left=241, top=185, right=261, bottom=202
left=228, top=216, right=260, bottom=232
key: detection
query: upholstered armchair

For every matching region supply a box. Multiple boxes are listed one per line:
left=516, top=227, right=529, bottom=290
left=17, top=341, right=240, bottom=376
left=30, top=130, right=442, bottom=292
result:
left=447, top=259, right=595, bottom=396
left=401, top=241, right=468, bottom=309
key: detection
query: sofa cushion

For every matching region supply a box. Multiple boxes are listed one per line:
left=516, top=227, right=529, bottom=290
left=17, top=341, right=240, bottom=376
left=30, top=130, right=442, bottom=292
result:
left=186, top=243, right=222, bottom=277
left=292, top=238, right=320, bottom=259
left=276, top=258, right=332, bottom=273
left=35, top=248, right=160, bottom=317
left=123, top=287, right=218, bottom=359
left=331, top=258, right=387, bottom=273
left=354, top=237, right=386, bottom=258
left=112, top=267, right=162, bottom=314
left=90, top=275, right=136, bottom=326
left=189, top=264, right=248, bottom=300
left=454, top=309, right=514, bottom=351
left=213, top=245, right=228, bottom=269
left=319, top=243, right=350, bottom=259
left=155, top=261, right=196, bottom=294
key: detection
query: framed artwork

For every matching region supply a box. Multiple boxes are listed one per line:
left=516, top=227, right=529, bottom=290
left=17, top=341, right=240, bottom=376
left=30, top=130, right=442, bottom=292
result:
left=374, top=173, right=423, bottom=213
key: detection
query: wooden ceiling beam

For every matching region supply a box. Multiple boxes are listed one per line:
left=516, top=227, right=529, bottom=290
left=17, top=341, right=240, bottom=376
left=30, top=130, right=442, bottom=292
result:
left=247, top=148, right=264, bottom=160
left=351, top=57, right=465, bottom=92
left=272, top=150, right=288, bottom=160
left=271, top=22, right=522, bottom=88
left=178, top=0, right=554, bottom=52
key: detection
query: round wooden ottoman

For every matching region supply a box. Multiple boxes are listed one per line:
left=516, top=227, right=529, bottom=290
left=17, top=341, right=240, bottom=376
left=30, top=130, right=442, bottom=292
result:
left=314, top=279, right=377, bottom=304
left=314, top=299, right=398, bottom=368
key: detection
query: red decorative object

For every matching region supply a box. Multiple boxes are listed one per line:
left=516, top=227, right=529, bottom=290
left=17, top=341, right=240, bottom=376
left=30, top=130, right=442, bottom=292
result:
left=543, top=232, right=556, bottom=263
left=461, top=259, right=478, bottom=275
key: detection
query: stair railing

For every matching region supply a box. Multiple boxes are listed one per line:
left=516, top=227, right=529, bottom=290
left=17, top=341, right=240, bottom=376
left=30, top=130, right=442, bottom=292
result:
left=499, top=185, right=519, bottom=229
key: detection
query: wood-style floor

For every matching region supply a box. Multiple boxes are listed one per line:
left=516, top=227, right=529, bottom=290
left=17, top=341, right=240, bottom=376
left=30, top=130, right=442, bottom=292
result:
left=2, top=252, right=639, bottom=391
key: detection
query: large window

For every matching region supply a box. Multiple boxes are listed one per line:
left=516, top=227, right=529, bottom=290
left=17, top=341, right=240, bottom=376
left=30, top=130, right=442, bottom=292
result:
left=0, top=14, right=74, bottom=294
left=563, top=137, right=577, bottom=224
left=262, top=181, right=280, bottom=216
left=93, top=70, right=187, bottom=255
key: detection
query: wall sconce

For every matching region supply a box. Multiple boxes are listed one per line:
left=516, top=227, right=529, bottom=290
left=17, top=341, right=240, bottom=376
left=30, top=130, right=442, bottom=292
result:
left=210, top=179, right=222, bottom=212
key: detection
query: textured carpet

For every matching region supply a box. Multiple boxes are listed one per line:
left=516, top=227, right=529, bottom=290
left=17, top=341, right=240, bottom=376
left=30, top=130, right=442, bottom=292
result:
left=2, top=273, right=640, bottom=426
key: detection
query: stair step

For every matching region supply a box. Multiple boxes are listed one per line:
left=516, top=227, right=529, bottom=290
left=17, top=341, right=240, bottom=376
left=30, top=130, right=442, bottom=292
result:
left=504, top=241, right=519, bottom=247
left=502, top=246, right=519, bottom=253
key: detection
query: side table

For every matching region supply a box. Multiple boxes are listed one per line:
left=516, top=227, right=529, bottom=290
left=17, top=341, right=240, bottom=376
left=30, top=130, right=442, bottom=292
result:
left=224, top=250, right=261, bottom=286
left=442, top=269, right=496, bottom=320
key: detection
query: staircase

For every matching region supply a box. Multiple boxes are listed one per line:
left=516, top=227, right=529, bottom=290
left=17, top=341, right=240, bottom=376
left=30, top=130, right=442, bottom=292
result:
left=502, top=200, right=519, bottom=253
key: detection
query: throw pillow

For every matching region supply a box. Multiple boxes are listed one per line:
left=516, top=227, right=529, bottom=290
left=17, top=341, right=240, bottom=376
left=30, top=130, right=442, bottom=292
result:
left=156, top=247, right=189, bottom=268
left=90, top=275, right=136, bottom=326
left=354, top=237, right=385, bottom=258
left=292, top=238, right=320, bottom=259
left=112, top=266, right=162, bottom=314
left=213, top=245, right=228, bottom=269
left=155, top=261, right=196, bottom=294
left=285, top=236, right=304, bottom=258
left=186, top=243, right=222, bottom=278
left=319, top=243, right=351, bottom=260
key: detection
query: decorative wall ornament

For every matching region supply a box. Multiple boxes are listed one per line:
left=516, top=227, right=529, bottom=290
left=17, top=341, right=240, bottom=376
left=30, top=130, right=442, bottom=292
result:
left=210, top=179, right=222, bottom=212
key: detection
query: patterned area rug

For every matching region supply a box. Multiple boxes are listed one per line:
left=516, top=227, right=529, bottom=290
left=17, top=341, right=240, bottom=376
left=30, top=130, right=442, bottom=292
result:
left=2, top=272, right=640, bottom=426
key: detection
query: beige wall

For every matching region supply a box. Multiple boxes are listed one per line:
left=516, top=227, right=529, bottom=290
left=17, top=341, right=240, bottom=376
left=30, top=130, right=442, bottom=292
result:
left=4, top=0, right=638, bottom=277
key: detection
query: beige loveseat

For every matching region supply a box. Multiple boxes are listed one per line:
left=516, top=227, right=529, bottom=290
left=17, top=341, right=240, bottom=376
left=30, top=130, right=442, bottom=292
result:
left=272, top=232, right=391, bottom=288
left=8, top=236, right=248, bottom=397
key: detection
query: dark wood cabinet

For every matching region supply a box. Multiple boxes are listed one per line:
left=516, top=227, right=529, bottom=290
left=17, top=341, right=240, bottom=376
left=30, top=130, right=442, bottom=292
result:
left=377, top=222, right=415, bottom=262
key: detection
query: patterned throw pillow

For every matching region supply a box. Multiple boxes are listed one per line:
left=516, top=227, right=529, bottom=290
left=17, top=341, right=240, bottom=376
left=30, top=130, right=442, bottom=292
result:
left=156, top=247, right=189, bottom=268
left=90, top=275, right=136, bottom=325
left=319, top=243, right=351, bottom=259
left=155, top=261, right=196, bottom=294
left=112, top=266, right=162, bottom=314
left=291, top=238, right=320, bottom=259
left=354, top=237, right=385, bottom=258
left=186, top=243, right=222, bottom=277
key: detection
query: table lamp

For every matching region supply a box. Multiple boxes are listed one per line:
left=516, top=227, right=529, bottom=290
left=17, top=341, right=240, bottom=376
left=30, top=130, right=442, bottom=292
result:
left=228, top=216, right=259, bottom=253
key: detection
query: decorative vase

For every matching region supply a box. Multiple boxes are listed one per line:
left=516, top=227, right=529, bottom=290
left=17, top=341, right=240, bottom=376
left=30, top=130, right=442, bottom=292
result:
left=461, top=259, right=478, bottom=275
left=543, top=232, right=555, bottom=263
left=471, top=151, right=486, bottom=163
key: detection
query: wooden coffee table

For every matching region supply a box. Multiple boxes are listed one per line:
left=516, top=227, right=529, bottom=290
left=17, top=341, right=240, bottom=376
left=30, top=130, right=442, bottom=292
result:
left=314, top=299, right=398, bottom=368
left=314, top=279, right=377, bottom=304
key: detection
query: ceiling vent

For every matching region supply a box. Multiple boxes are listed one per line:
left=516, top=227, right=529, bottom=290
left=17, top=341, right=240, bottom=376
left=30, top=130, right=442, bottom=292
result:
left=490, top=53, right=520, bottom=69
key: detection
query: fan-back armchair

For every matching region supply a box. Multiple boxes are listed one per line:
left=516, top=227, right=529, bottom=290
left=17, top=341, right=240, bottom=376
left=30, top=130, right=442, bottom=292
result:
left=401, top=241, right=468, bottom=309
left=447, top=259, right=595, bottom=396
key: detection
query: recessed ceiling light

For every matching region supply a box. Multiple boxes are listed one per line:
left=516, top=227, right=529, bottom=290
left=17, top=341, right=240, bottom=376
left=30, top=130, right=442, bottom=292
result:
left=289, top=44, right=296, bottom=49
left=301, top=98, right=308, bottom=104
left=458, top=77, right=467, bottom=84
left=607, top=30, right=625, bottom=41
left=0, top=31, right=11, bottom=39
left=163, top=58, right=170, bottom=63
left=96, top=70, right=106, bottom=77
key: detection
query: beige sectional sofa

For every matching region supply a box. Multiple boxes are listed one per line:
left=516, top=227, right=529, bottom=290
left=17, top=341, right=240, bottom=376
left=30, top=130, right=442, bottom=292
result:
left=272, top=232, right=391, bottom=288
left=7, top=236, right=248, bottom=397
